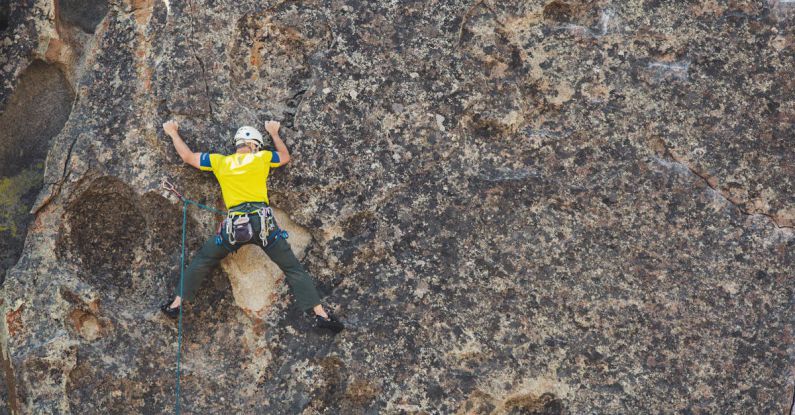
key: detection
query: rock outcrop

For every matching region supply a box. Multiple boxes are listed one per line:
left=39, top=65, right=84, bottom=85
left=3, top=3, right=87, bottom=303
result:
left=0, top=0, right=793, bottom=413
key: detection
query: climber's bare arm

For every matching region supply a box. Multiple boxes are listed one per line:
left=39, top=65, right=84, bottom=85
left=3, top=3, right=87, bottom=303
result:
left=163, top=120, right=201, bottom=169
left=265, top=121, right=290, bottom=166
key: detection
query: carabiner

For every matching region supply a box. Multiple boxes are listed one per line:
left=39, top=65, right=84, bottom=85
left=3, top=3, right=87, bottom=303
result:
left=225, top=214, right=236, bottom=245
left=161, top=178, right=184, bottom=200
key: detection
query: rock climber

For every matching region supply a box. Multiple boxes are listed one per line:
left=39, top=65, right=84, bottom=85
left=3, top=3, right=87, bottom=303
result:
left=159, top=119, right=344, bottom=333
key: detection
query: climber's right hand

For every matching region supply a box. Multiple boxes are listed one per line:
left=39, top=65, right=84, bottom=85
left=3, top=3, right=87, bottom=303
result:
left=163, top=120, right=179, bottom=136
left=265, top=120, right=281, bottom=136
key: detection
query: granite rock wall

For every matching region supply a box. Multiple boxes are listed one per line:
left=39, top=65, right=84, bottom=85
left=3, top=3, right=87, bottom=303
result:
left=0, top=0, right=793, bottom=413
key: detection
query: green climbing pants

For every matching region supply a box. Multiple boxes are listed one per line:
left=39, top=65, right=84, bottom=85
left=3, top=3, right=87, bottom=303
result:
left=174, top=211, right=322, bottom=312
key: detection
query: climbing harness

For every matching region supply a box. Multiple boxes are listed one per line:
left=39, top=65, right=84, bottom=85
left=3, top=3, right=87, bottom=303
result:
left=220, top=207, right=289, bottom=248
left=160, top=178, right=289, bottom=415
left=220, top=203, right=288, bottom=248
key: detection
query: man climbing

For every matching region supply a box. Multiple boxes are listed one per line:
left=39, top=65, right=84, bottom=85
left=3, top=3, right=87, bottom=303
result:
left=159, top=119, right=344, bottom=333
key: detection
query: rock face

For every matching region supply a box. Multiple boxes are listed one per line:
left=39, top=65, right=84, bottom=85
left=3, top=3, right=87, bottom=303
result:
left=0, top=60, right=74, bottom=283
left=0, top=0, right=793, bottom=413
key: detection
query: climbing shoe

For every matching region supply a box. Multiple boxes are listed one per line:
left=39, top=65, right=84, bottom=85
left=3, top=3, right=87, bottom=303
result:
left=315, top=311, right=344, bottom=333
left=160, top=295, right=181, bottom=319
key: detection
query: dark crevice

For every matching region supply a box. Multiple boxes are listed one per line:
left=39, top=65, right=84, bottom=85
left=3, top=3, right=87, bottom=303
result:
left=283, top=88, right=306, bottom=129
left=0, top=1, right=9, bottom=32
left=186, top=0, right=215, bottom=117
left=0, top=61, right=74, bottom=177
left=33, top=127, right=82, bottom=215
left=57, top=0, right=110, bottom=34
left=0, top=60, right=75, bottom=279
left=790, top=386, right=795, bottom=415
left=0, top=59, right=75, bottom=415
left=60, top=132, right=81, bottom=186
left=194, top=55, right=214, bottom=117
left=669, top=153, right=792, bottom=229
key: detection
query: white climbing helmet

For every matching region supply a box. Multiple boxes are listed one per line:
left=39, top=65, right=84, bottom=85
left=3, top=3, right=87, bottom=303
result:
left=234, top=126, right=264, bottom=149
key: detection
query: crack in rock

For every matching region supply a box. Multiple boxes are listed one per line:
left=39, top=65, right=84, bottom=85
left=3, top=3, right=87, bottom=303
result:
left=652, top=138, right=793, bottom=229
left=186, top=0, right=214, bottom=117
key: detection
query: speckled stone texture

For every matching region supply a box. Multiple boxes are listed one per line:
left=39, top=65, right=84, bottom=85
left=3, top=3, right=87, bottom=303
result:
left=0, top=0, right=793, bottom=413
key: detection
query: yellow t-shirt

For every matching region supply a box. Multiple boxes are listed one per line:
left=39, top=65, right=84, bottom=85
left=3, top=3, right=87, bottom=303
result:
left=198, top=151, right=281, bottom=208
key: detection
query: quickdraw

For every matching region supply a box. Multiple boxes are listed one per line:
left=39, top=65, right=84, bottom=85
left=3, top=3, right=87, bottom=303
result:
left=161, top=178, right=184, bottom=200
left=161, top=178, right=224, bottom=215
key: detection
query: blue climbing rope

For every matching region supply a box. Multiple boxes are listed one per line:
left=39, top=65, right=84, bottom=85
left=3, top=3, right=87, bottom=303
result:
left=176, top=199, right=186, bottom=415
left=162, top=179, right=224, bottom=415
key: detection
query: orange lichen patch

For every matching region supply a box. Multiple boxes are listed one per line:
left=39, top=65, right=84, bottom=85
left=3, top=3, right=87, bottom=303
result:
left=252, top=318, right=267, bottom=336
left=342, top=379, right=381, bottom=407
left=142, top=66, right=153, bottom=92
left=6, top=305, right=24, bottom=337
left=704, top=172, right=719, bottom=189
left=98, top=13, right=112, bottom=33
left=250, top=39, right=263, bottom=68
left=44, top=38, right=63, bottom=62
left=88, top=298, right=101, bottom=314
left=44, top=38, right=73, bottom=66
left=133, top=20, right=153, bottom=92
left=278, top=26, right=305, bottom=43
left=27, top=204, right=49, bottom=232
left=69, top=309, right=101, bottom=341
left=253, top=346, right=270, bottom=358
left=131, top=0, right=154, bottom=25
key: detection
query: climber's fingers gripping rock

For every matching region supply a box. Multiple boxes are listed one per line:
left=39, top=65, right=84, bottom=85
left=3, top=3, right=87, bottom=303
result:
left=265, top=120, right=280, bottom=136
left=163, top=120, right=179, bottom=136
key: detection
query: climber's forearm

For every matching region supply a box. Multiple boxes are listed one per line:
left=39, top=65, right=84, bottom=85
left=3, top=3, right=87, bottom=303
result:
left=163, top=120, right=201, bottom=168
left=170, top=132, right=195, bottom=161
left=269, top=130, right=291, bottom=165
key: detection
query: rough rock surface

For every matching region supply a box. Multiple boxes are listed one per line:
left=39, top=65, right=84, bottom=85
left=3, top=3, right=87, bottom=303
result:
left=0, top=0, right=794, bottom=413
